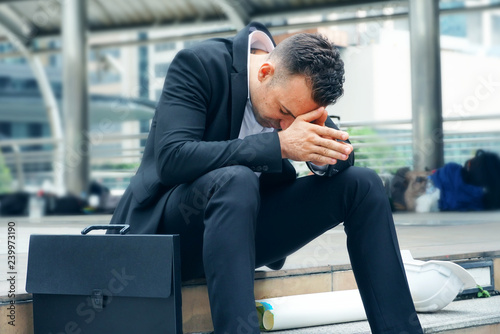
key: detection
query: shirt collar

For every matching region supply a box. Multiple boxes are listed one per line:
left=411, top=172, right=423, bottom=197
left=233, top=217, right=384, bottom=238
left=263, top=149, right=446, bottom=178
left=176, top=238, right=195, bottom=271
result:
left=247, top=30, right=275, bottom=99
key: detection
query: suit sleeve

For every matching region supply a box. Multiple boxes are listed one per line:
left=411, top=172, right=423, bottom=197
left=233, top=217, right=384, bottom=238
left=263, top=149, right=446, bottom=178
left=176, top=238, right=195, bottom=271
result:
left=306, top=116, right=355, bottom=176
left=154, top=48, right=282, bottom=187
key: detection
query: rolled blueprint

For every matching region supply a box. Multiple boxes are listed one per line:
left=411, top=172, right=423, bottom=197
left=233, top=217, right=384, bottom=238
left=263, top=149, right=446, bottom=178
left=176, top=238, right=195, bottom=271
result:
left=256, top=289, right=366, bottom=331
left=255, top=250, right=478, bottom=331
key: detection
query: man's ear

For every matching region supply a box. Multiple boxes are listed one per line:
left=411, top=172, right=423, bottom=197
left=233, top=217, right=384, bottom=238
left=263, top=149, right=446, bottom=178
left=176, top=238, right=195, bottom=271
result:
left=258, top=62, right=275, bottom=82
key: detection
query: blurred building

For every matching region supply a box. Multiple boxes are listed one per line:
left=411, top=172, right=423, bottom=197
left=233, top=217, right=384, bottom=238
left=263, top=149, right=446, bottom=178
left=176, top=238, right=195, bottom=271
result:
left=0, top=39, right=154, bottom=190
left=1, top=0, right=499, bottom=190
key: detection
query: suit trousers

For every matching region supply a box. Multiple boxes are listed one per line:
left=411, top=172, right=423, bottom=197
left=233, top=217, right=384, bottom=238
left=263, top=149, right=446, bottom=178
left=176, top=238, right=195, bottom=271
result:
left=158, top=165, right=423, bottom=334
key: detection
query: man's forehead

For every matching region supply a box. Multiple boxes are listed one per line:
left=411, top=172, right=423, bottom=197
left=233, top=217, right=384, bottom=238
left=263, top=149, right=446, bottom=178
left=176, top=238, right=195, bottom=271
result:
left=281, top=83, right=319, bottom=114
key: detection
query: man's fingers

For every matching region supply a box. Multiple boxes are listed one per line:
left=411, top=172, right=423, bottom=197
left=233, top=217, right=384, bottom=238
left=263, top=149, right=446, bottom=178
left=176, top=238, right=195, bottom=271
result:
left=298, top=107, right=326, bottom=123
left=313, top=137, right=353, bottom=159
left=278, top=110, right=352, bottom=163
left=310, top=154, right=337, bottom=165
left=316, top=126, right=350, bottom=141
left=311, top=108, right=328, bottom=126
left=316, top=146, right=349, bottom=161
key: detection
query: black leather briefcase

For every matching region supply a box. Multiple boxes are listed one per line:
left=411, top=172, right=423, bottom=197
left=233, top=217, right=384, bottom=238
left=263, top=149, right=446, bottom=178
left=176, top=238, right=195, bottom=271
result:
left=26, top=225, right=182, bottom=334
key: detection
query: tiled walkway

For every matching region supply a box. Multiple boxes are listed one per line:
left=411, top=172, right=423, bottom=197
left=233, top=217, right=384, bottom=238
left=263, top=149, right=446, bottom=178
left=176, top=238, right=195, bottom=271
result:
left=1, top=211, right=499, bottom=333
left=2, top=211, right=500, bottom=296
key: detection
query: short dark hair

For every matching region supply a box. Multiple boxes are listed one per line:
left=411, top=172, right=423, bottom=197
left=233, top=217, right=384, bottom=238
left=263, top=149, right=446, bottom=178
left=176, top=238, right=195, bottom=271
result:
left=269, top=33, right=345, bottom=106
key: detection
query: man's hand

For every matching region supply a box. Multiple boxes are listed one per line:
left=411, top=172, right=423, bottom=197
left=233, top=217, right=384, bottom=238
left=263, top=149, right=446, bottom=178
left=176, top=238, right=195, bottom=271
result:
left=277, top=107, right=353, bottom=165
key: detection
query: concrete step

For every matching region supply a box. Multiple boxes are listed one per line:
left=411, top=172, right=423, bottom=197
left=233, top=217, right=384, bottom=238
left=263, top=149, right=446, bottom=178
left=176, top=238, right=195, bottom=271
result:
left=264, top=296, right=500, bottom=334
left=1, top=265, right=499, bottom=334
left=181, top=252, right=500, bottom=333
left=1, top=212, right=500, bottom=333
left=182, top=264, right=357, bottom=333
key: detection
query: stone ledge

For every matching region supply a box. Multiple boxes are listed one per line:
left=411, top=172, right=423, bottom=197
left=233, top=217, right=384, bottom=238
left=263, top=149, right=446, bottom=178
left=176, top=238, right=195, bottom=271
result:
left=268, top=296, right=500, bottom=334
left=180, top=252, right=500, bottom=333
left=417, top=250, right=500, bottom=262
left=1, top=251, right=498, bottom=334
left=0, top=299, right=33, bottom=334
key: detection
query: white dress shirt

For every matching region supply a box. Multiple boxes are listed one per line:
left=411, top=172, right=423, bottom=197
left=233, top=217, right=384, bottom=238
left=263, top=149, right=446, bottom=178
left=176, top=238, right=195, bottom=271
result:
left=238, top=30, right=275, bottom=140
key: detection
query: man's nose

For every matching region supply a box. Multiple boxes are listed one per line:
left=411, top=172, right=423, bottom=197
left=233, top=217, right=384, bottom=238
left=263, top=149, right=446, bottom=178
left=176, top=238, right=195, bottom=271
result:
left=280, top=119, right=292, bottom=130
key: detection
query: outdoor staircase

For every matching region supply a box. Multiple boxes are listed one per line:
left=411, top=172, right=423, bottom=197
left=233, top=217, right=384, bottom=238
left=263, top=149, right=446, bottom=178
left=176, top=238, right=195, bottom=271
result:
left=1, top=213, right=500, bottom=333
left=180, top=256, right=500, bottom=333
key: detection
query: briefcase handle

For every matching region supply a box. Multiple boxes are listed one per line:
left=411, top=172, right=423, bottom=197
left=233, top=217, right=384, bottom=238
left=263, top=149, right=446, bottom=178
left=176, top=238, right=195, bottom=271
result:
left=81, top=224, right=130, bottom=235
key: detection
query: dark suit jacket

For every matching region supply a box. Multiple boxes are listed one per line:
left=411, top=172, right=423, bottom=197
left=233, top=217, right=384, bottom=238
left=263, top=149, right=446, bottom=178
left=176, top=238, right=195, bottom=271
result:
left=110, top=22, right=354, bottom=235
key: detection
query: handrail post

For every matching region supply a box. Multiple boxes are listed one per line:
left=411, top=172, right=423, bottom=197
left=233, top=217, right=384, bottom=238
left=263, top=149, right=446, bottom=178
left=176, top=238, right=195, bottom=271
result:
left=409, top=0, right=445, bottom=171
left=62, top=0, right=89, bottom=197
left=12, top=144, right=24, bottom=190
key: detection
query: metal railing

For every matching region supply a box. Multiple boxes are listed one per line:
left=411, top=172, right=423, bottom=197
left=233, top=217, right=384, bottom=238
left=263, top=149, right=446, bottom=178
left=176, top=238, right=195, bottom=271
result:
left=1, top=114, right=499, bottom=191
left=340, top=114, right=500, bottom=173
left=0, top=133, right=148, bottom=192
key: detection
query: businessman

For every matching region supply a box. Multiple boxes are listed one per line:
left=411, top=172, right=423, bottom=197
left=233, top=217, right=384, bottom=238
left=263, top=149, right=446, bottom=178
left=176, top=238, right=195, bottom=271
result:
left=111, top=22, right=423, bottom=333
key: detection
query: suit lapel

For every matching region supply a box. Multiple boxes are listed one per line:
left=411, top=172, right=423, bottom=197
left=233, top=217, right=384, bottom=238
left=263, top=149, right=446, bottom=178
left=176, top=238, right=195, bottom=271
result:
left=230, top=71, right=248, bottom=139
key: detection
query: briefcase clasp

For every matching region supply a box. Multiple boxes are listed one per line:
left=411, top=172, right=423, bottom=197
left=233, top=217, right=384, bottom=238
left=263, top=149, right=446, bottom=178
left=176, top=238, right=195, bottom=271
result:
left=91, top=289, right=104, bottom=309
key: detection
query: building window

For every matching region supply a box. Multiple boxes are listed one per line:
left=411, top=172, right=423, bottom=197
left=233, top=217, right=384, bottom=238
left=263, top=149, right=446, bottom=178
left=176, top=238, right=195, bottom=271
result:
left=155, top=89, right=163, bottom=101
left=183, top=40, right=201, bottom=49
left=138, top=32, right=149, bottom=99
left=139, top=119, right=150, bottom=148
left=154, top=62, right=170, bottom=78
left=155, top=42, right=176, bottom=52
left=0, top=122, right=11, bottom=138
left=440, top=14, right=467, bottom=38
left=27, top=123, right=43, bottom=151
left=493, top=15, right=500, bottom=47
left=106, top=48, right=121, bottom=58
left=48, top=40, right=62, bottom=67
left=0, top=76, right=10, bottom=90
left=90, top=49, right=121, bottom=62
left=24, top=79, right=38, bottom=90
left=0, top=43, right=26, bottom=64
left=50, top=82, right=62, bottom=96
left=89, top=71, right=121, bottom=85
